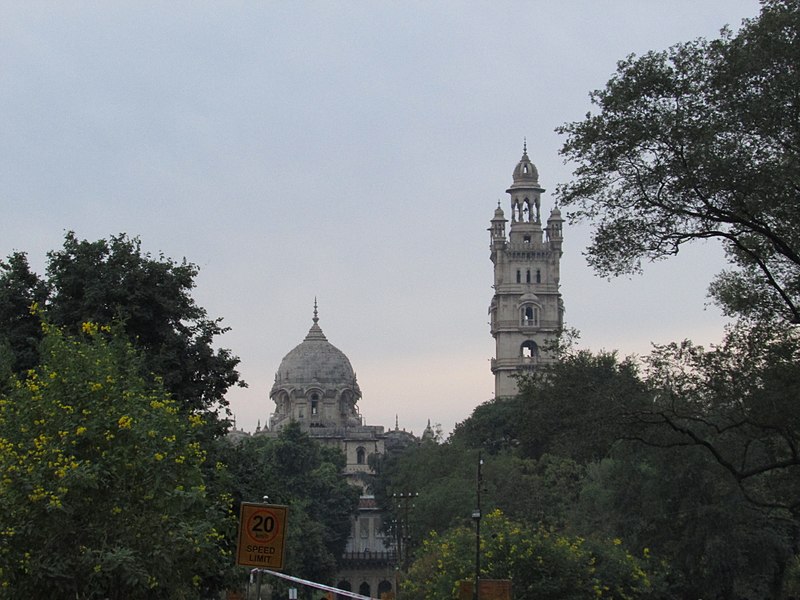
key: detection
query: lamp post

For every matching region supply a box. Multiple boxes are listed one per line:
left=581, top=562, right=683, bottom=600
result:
left=473, top=454, right=483, bottom=600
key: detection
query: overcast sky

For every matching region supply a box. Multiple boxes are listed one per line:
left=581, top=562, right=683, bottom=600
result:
left=1, top=1, right=762, bottom=437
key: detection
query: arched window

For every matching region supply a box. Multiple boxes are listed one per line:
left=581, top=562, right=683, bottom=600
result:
left=378, top=580, right=393, bottom=598
left=359, top=582, right=371, bottom=598
left=337, top=580, right=352, bottom=600
left=520, top=305, right=539, bottom=327
left=356, top=446, right=366, bottom=465
left=521, top=340, right=539, bottom=359
left=308, top=392, right=321, bottom=417
left=526, top=269, right=531, bottom=283
left=516, top=269, right=521, bottom=283
left=536, top=269, right=541, bottom=283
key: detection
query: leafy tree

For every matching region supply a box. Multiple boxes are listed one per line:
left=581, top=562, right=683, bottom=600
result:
left=517, top=351, right=649, bottom=463
left=451, top=395, right=524, bottom=454
left=577, top=443, right=795, bottom=599
left=402, top=509, right=662, bottom=600
left=557, top=0, right=800, bottom=325
left=630, top=322, right=800, bottom=516
left=0, top=233, right=242, bottom=432
left=218, top=423, right=360, bottom=588
left=0, top=319, right=234, bottom=599
left=452, top=350, right=649, bottom=464
left=0, top=253, right=47, bottom=374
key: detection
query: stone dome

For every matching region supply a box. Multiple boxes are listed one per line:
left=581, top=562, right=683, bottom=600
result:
left=271, top=312, right=361, bottom=393
left=511, top=150, right=540, bottom=186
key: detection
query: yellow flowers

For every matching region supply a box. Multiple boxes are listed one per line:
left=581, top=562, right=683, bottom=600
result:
left=117, top=415, right=133, bottom=429
left=81, top=322, right=99, bottom=336
left=76, top=426, right=87, bottom=436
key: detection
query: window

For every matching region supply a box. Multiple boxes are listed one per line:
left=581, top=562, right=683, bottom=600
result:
left=521, top=305, right=538, bottom=326
left=526, top=269, right=531, bottom=283
left=536, top=269, right=541, bottom=283
left=521, top=340, right=539, bottom=359
left=378, top=581, right=392, bottom=598
left=356, top=446, right=366, bottom=465
left=516, top=270, right=521, bottom=283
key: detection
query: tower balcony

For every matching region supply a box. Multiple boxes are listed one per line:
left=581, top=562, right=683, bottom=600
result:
left=490, top=357, right=540, bottom=373
left=340, top=550, right=398, bottom=568
left=490, top=318, right=561, bottom=334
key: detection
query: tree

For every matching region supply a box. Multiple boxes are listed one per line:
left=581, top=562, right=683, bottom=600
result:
left=218, top=423, right=360, bottom=588
left=0, top=253, right=47, bottom=374
left=0, top=319, right=235, bottom=599
left=630, top=323, right=800, bottom=515
left=402, top=509, right=662, bottom=600
left=557, top=0, right=800, bottom=325
left=452, top=350, right=649, bottom=464
left=576, top=444, right=794, bottom=599
left=0, top=233, right=242, bottom=432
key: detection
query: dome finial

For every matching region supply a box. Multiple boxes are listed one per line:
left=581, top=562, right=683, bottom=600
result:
left=523, top=137, right=527, bottom=155
left=313, top=297, right=319, bottom=325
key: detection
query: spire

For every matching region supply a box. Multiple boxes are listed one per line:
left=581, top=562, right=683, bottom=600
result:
left=523, top=137, right=527, bottom=155
left=305, top=298, right=328, bottom=341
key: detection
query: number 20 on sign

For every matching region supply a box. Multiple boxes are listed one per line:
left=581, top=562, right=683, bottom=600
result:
left=236, top=503, right=289, bottom=570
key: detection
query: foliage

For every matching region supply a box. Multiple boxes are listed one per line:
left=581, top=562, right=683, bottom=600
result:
left=0, top=232, right=242, bottom=433
left=373, top=439, right=586, bottom=564
left=218, top=423, right=360, bottom=588
left=0, top=253, right=47, bottom=375
left=0, top=319, right=235, bottom=599
left=631, top=322, right=800, bottom=516
left=557, top=0, right=800, bottom=325
left=451, top=395, right=524, bottom=454
left=516, top=350, right=649, bottom=463
left=402, top=509, right=661, bottom=600
left=577, top=445, right=794, bottom=599
left=453, top=350, right=648, bottom=464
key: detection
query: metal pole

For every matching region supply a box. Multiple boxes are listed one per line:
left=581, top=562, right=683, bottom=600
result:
left=473, top=453, right=483, bottom=600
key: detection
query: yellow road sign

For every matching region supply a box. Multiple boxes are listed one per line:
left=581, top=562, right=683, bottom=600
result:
left=236, top=503, right=289, bottom=570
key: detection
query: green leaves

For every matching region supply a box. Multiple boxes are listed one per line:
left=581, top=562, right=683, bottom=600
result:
left=0, top=232, right=243, bottom=434
left=402, top=510, right=659, bottom=600
left=0, top=321, right=234, bottom=599
left=218, top=423, right=360, bottom=587
left=557, top=0, right=800, bottom=324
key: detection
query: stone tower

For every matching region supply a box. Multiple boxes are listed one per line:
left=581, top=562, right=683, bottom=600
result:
left=489, top=143, right=564, bottom=398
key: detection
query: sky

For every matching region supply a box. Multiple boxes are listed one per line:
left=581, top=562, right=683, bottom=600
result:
left=0, top=1, right=762, bottom=437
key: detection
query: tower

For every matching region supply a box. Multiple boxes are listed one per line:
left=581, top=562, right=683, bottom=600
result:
left=489, top=143, right=564, bottom=398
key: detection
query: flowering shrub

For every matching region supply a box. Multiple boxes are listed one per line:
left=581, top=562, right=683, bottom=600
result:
left=0, top=319, right=233, bottom=599
left=402, top=509, right=661, bottom=600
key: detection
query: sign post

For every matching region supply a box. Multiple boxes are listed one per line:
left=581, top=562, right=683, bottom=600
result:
left=236, top=503, right=289, bottom=570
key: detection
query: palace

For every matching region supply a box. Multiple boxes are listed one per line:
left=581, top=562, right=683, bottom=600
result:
left=229, top=144, right=564, bottom=597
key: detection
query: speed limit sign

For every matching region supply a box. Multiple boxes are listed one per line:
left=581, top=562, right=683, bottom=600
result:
left=235, top=503, right=289, bottom=569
